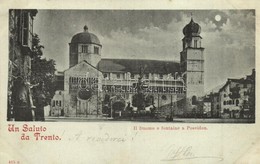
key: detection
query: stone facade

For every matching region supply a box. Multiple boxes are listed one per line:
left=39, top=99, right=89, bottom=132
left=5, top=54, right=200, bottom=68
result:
left=64, top=61, right=103, bottom=117
left=206, top=69, right=255, bottom=119
left=211, top=92, right=220, bottom=117
left=8, top=9, right=38, bottom=120
left=180, top=18, right=205, bottom=115
left=51, top=90, right=64, bottom=116
left=9, top=10, right=37, bottom=84
left=219, top=73, right=254, bottom=118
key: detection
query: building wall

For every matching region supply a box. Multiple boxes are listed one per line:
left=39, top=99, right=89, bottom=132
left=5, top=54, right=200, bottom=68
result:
left=181, top=48, right=204, bottom=114
left=219, top=81, right=252, bottom=118
left=180, top=24, right=205, bottom=115
left=69, top=43, right=78, bottom=68
left=9, top=10, right=37, bottom=83
left=102, top=72, right=182, bottom=81
left=212, top=94, right=220, bottom=117
left=64, top=61, right=103, bottom=117
left=8, top=10, right=37, bottom=120
left=50, top=90, right=64, bottom=116
left=69, top=43, right=102, bottom=68
left=185, top=48, right=204, bottom=99
left=77, top=44, right=101, bottom=67
left=61, top=63, right=187, bottom=117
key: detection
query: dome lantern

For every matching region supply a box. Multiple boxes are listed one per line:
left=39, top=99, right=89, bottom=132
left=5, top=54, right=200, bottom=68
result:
left=83, top=25, right=88, bottom=32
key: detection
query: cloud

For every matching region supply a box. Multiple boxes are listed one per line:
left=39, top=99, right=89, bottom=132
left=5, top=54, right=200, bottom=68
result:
left=100, top=15, right=188, bottom=61
left=33, top=10, right=255, bottom=92
left=198, top=11, right=255, bottom=91
left=100, top=11, right=254, bottom=91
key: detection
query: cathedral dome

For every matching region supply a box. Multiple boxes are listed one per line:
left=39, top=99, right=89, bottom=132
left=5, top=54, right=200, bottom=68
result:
left=183, top=18, right=201, bottom=37
left=71, top=25, right=101, bottom=45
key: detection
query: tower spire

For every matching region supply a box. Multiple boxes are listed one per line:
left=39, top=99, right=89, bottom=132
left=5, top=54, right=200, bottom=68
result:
left=190, top=12, right=193, bottom=21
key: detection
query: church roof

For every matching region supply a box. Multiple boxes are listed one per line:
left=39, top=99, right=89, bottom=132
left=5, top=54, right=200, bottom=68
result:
left=183, top=18, right=201, bottom=37
left=219, top=78, right=253, bottom=92
left=97, top=58, right=180, bottom=74
left=70, top=25, right=101, bottom=45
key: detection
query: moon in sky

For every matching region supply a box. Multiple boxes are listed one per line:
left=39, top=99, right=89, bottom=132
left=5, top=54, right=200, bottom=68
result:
left=215, top=15, right=221, bottom=22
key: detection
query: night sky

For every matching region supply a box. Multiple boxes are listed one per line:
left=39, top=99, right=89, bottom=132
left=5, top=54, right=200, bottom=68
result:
left=34, top=10, right=255, bottom=92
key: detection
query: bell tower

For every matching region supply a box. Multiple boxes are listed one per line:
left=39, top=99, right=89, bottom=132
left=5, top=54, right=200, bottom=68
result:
left=180, top=17, right=204, bottom=113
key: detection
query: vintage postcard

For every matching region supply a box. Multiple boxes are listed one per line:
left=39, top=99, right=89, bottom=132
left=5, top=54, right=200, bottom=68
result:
left=0, top=0, right=259, bottom=164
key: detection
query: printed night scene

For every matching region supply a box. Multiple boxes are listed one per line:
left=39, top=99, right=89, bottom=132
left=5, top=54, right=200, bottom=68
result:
left=8, top=10, right=255, bottom=123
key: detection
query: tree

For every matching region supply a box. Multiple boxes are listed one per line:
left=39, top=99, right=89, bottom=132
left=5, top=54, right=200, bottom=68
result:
left=31, top=34, right=56, bottom=104
left=132, top=93, right=146, bottom=110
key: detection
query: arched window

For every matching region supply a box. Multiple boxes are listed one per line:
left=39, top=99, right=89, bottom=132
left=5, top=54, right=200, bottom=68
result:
left=94, top=46, right=99, bottom=54
left=192, top=96, right=197, bottom=105
left=82, top=45, right=88, bottom=53
left=224, top=101, right=226, bottom=105
left=194, top=40, right=198, bottom=48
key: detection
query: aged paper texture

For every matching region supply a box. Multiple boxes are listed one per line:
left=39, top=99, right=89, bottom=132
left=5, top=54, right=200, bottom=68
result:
left=0, top=0, right=260, bottom=163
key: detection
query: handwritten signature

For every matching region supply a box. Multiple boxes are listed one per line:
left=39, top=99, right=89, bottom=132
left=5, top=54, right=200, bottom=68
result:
left=66, top=131, right=138, bottom=143
left=161, top=145, right=223, bottom=161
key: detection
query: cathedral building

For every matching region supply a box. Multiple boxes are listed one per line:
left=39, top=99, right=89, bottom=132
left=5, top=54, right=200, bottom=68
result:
left=51, top=18, right=205, bottom=118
